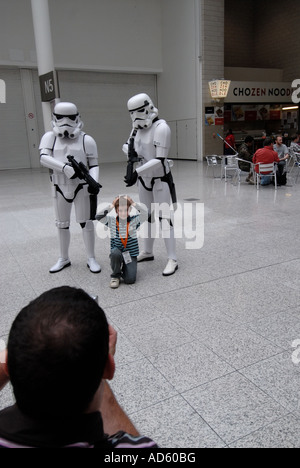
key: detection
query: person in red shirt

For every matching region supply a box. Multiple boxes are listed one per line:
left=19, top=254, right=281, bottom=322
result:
left=253, top=137, right=289, bottom=185
left=224, top=129, right=237, bottom=155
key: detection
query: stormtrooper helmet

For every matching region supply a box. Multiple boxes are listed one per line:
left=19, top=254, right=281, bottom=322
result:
left=127, top=93, right=158, bottom=130
left=52, top=102, right=83, bottom=139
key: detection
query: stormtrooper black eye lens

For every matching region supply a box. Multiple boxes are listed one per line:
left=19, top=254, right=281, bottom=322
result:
left=54, top=113, right=78, bottom=121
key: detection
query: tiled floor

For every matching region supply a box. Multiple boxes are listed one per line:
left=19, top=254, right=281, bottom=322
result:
left=1, top=160, right=300, bottom=448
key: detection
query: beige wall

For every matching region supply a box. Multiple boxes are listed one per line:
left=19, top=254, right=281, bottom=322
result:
left=0, top=0, right=163, bottom=73
left=202, top=0, right=225, bottom=157
left=225, top=0, right=300, bottom=81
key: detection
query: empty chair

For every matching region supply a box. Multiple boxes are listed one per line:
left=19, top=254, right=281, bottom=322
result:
left=221, top=155, right=241, bottom=184
left=288, top=147, right=300, bottom=184
left=206, top=155, right=219, bottom=178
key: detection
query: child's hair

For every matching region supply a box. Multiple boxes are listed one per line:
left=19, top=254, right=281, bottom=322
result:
left=115, top=196, right=131, bottom=211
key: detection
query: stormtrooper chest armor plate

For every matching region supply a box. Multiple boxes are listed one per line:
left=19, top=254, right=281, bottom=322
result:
left=51, top=133, right=89, bottom=195
left=135, top=122, right=167, bottom=180
left=53, top=133, right=88, bottom=167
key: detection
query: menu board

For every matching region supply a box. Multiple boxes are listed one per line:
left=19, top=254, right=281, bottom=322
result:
left=223, top=104, right=288, bottom=122
left=205, top=106, right=225, bottom=126
left=205, top=104, right=296, bottom=126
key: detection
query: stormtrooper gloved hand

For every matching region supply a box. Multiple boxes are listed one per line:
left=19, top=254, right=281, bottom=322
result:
left=63, top=163, right=76, bottom=179
left=124, top=163, right=138, bottom=187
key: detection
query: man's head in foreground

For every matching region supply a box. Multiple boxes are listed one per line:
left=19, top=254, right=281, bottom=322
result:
left=7, top=286, right=114, bottom=420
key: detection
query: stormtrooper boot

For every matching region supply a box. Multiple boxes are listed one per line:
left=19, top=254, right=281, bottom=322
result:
left=50, top=228, right=71, bottom=273
left=162, top=225, right=178, bottom=276
left=87, top=257, right=101, bottom=274
left=137, top=252, right=155, bottom=263
left=163, top=259, right=178, bottom=277
left=50, top=258, right=71, bottom=273
left=82, top=221, right=101, bottom=273
left=138, top=234, right=155, bottom=262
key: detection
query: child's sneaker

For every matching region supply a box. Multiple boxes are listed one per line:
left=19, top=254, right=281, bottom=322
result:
left=110, top=278, right=120, bottom=289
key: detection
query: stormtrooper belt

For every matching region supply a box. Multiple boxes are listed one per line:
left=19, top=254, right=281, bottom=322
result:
left=138, top=172, right=177, bottom=204
left=54, top=184, right=85, bottom=203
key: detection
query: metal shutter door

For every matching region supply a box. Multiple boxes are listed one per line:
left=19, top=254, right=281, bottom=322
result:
left=56, top=71, right=157, bottom=163
left=0, top=69, right=31, bottom=169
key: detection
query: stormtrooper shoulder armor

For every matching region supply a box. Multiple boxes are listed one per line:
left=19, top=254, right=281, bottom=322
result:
left=83, top=134, right=98, bottom=167
left=153, top=120, right=171, bottom=150
left=39, top=131, right=56, bottom=153
left=83, top=134, right=98, bottom=157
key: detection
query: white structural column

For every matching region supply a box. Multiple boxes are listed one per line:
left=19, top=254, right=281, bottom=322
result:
left=195, top=0, right=204, bottom=161
left=31, top=0, right=57, bottom=132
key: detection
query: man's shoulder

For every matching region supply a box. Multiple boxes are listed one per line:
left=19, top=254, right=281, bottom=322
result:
left=283, top=144, right=289, bottom=153
left=254, top=147, right=264, bottom=155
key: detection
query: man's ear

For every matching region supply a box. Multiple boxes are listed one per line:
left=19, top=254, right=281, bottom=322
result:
left=0, top=350, right=9, bottom=377
left=102, top=354, right=115, bottom=381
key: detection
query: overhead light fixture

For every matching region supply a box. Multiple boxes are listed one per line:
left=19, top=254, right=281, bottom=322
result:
left=209, top=79, right=231, bottom=101
left=282, top=106, right=299, bottom=111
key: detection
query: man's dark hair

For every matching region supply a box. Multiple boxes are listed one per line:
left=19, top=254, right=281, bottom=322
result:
left=7, top=286, right=109, bottom=420
left=245, top=136, right=254, bottom=144
left=264, top=137, right=274, bottom=147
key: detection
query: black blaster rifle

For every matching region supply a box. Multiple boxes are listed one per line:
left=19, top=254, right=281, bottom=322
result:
left=67, top=155, right=102, bottom=195
left=125, top=134, right=141, bottom=187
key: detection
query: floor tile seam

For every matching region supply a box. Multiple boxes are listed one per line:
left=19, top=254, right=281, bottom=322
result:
left=141, top=258, right=300, bottom=303
left=179, top=383, right=233, bottom=447
left=113, top=355, right=148, bottom=369
left=125, top=390, right=180, bottom=418
left=226, top=410, right=297, bottom=448
left=236, top=349, right=292, bottom=375
left=236, top=361, right=296, bottom=414
left=175, top=350, right=290, bottom=407
left=136, top=312, right=288, bottom=379
left=127, top=390, right=228, bottom=448
left=199, top=336, right=285, bottom=372
left=103, top=294, right=152, bottom=312
left=116, top=329, right=197, bottom=364
left=235, top=306, right=300, bottom=330
left=178, top=368, right=238, bottom=399
left=163, top=309, right=291, bottom=369
left=179, top=364, right=292, bottom=447
left=245, top=321, right=300, bottom=353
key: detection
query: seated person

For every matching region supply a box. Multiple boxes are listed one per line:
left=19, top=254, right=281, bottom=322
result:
left=273, top=135, right=289, bottom=176
left=253, top=137, right=288, bottom=185
left=238, top=135, right=254, bottom=184
left=290, top=134, right=300, bottom=153
left=0, top=286, right=158, bottom=448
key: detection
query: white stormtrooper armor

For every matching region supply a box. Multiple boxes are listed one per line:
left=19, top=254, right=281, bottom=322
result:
left=127, top=93, right=158, bottom=130
left=52, top=102, right=83, bottom=139
left=39, top=102, right=101, bottom=274
left=123, top=93, right=178, bottom=276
